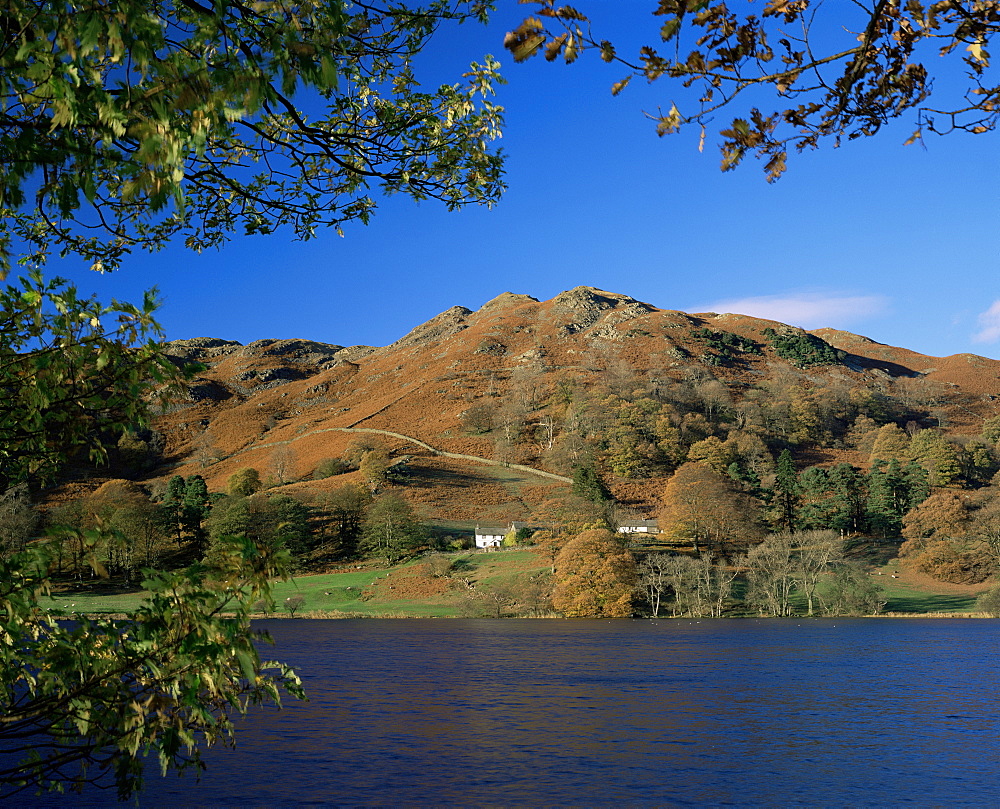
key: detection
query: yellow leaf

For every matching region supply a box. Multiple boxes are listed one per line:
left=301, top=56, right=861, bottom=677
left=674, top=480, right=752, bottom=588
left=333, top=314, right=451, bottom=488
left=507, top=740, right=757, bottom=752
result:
left=544, top=33, right=567, bottom=61
left=564, top=34, right=579, bottom=63
left=611, top=76, right=631, bottom=96
left=504, top=20, right=547, bottom=63
left=967, top=41, right=988, bottom=64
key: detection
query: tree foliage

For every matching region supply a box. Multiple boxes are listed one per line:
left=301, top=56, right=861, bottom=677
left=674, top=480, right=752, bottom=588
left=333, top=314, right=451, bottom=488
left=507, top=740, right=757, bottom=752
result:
left=0, top=271, right=183, bottom=490
left=227, top=467, right=263, bottom=497
left=762, top=328, right=844, bottom=369
left=359, top=492, right=425, bottom=564
left=1, top=0, right=505, bottom=274
left=551, top=528, right=635, bottom=617
left=571, top=462, right=612, bottom=503
left=0, top=276, right=303, bottom=797
left=658, top=461, right=761, bottom=553
left=508, top=1, right=1000, bottom=180
left=0, top=535, right=303, bottom=800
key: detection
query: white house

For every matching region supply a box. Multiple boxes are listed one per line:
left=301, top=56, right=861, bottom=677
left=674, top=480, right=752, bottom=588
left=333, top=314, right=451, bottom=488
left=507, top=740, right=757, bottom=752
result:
left=616, top=519, right=659, bottom=535
left=475, top=521, right=528, bottom=549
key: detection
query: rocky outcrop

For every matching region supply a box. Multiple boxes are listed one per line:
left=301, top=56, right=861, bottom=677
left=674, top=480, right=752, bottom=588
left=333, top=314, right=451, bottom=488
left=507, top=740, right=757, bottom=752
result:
left=389, top=305, right=473, bottom=349
left=478, top=291, right=539, bottom=312
left=164, top=337, right=242, bottom=363
left=239, top=339, right=345, bottom=368
left=549, top=286, right=656, bottom=335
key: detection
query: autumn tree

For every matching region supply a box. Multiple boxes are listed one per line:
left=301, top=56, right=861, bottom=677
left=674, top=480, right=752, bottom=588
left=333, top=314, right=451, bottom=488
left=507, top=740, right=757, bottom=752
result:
left=978, top=584, right=1000, bottom=616
left=227, top=467, right=263, bottom=497
left=460, top=401, right=496, bottom=435
left=80, top=481, right=169, bottom=579
left=637, top=552, right=672, bottom=618
left=901, top=489, right=974, bottom=544
left=658, top=462, right=762, bottom=554
left=508, top=2, right=1000, bottom=181
left=899, top=489, right=990, bottom=582
left=552, top=528, right=635, bottom=617
left=270, top=444, right=298, bottom=485
left=663, top=552, right=738, bottom=618
left=359, top=449, right=392, bottom=492
left=462, top=578, right=527, bottom=618
left=343, top=436, right=389, bottom=468
left=661, top=554, right=701, bottom=617
left=869, top=423, right=912, bottom=465
left=909, top=429, right=962, bottom=487
left=0, top=484, right=37, bottom=558
left=968, top=491, right=1000, bottom=568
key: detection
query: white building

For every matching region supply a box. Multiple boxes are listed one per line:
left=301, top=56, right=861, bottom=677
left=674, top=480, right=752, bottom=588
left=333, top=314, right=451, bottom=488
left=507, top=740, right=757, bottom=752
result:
left=474, top=521, right=528, bottom=549
left=616, top=519, right=659, bottom=535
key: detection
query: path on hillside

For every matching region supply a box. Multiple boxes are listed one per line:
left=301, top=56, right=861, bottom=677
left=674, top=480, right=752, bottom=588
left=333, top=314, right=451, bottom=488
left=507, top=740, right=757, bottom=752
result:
left=205, top=423, right=572, bottom=485
left=309, top=426, right=572, bottom=484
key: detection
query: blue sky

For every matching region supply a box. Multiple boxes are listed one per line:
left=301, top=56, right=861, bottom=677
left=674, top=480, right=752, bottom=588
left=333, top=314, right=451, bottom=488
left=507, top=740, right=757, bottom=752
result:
left=46, top=4, right=1000, bottom=359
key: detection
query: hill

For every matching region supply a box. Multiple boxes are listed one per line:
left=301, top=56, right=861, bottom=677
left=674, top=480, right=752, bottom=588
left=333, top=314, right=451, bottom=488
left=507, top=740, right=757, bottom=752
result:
left=103, top=285, right=997, bottom=526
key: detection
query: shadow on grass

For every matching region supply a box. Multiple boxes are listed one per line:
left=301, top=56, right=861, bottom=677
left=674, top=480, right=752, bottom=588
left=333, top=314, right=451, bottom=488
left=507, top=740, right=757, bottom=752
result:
left=884, top=592, right=980, bottom=614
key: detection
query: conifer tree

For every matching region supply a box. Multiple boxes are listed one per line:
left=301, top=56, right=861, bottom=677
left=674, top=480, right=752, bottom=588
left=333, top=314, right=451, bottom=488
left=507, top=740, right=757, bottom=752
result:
left=161, top=474, right=187, bottom=545
left=796, top=467, right=833, bottom=531
left=827, top=464, right=867, bottom=536
left=865, top=459, right=921, bottom=538
left=571, top=463, right=612, bottom=504
left=772, top=450, right=800, bottom=532
left=182, top=475, right=211, bottom=551
left=904, top=462, right=931, bottom=510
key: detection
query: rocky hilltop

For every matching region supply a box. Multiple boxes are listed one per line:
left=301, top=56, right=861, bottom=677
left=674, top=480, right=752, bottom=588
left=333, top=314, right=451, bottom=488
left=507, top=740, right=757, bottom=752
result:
left=114, top=286, right=1000, bottom=524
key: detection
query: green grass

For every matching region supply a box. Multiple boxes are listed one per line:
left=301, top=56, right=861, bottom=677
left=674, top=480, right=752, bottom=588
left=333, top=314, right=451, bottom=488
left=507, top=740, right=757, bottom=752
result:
left=44, top=589, right=147, bottom=615
left=55, top=549, right=551, bottom=619
left=50, top=547, right=993, bottom=619
left=879, top=580, right=985, bottom=614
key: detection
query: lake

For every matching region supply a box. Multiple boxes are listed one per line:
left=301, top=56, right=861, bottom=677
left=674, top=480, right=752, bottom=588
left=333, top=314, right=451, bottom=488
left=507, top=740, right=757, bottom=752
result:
left=27, top=618, right=1000, bottom=806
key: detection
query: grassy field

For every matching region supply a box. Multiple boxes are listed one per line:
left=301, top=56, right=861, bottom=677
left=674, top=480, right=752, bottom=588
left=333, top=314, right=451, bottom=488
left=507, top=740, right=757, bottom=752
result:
left=52, top=548, right=553, bottom=619
left=50, top=546, right=992, bottom=618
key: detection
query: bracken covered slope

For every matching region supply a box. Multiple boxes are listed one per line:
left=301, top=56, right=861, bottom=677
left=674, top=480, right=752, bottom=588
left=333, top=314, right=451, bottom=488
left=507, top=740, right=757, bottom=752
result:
left=137, top=287, right=1000, bottom=523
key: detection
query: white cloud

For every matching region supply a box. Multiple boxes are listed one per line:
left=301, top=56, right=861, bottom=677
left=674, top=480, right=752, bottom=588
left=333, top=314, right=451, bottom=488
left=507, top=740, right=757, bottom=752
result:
left=697, top=292, right=888, bottom=330
left=973, top=300, right=1000, bottom=343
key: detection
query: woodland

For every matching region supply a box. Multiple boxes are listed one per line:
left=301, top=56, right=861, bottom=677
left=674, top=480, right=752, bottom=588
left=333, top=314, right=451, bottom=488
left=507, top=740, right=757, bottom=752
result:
left=21, top=303, right=1000, bottom=624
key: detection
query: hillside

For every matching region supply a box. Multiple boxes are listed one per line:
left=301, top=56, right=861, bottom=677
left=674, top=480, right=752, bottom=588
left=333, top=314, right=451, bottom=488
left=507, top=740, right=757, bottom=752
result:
left=88, top=285, right=999, bottom=527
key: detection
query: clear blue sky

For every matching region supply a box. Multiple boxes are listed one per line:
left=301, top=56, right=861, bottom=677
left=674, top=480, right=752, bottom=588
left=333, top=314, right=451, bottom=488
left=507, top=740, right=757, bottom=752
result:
left=48, top=4, right=1000, bottom=360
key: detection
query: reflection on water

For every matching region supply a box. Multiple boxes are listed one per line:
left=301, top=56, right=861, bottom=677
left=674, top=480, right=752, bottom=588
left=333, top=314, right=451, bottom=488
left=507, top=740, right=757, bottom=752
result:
left=32, top=619, right=1000, bottom=806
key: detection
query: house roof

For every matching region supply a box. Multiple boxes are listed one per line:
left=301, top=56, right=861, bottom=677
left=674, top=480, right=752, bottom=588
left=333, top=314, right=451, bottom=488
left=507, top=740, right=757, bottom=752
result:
left=474, top=521, right=528, bottom=536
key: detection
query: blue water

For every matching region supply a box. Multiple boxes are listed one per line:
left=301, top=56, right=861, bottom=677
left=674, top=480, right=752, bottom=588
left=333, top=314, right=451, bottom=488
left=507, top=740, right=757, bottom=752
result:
left=21, top=619, right=1000, bottom=805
